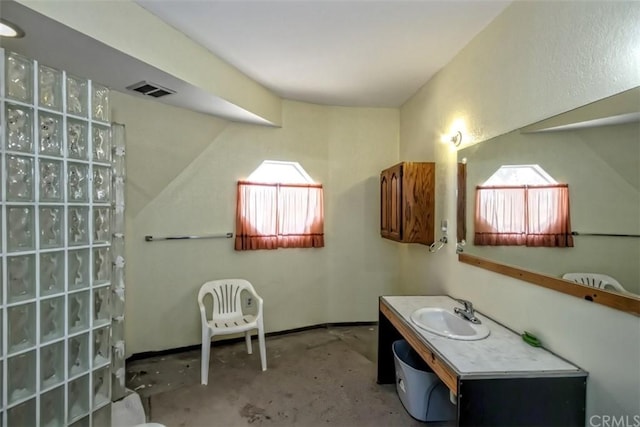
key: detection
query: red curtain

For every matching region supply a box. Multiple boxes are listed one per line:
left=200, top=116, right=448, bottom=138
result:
left=474, top=184, right=573, bottom=247
left=235, top=181, right=324, bottom=250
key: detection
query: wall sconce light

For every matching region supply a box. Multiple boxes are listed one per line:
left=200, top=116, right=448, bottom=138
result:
left=0, top=19, right=25, bottom=38
left=450, top=131, right=462, bottom=147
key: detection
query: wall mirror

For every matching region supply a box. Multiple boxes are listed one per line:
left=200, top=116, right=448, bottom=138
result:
left=457, top=87, right=640, bottom=315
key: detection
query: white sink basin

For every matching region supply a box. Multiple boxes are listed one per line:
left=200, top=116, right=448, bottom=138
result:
left=410, top=307, right=490, bottom=341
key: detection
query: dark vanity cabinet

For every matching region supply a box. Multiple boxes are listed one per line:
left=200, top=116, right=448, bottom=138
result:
left=380, top=162, right=435, bottom=245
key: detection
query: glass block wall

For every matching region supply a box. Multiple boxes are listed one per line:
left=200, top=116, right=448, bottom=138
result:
left=1, top=48, right=124, bottom=426
left=110, top=123, right=126, bottom=404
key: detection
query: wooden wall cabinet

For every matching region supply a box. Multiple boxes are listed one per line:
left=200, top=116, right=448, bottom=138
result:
left=380, top=162, right=435, bottom=245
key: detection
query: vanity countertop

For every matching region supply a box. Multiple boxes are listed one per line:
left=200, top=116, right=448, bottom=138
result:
left=382, top=295, right=586, bottom=377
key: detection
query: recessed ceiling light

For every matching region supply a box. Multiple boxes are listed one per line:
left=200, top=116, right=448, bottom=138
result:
left=0, top=19, right=25, bottom=38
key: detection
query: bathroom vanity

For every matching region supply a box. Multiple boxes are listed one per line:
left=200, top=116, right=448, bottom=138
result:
left=378, top=296, right=587, bottom=426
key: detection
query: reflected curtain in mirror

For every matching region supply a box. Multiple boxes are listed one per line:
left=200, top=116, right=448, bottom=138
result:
left=235, top=181, right=324, bottom=250
left=474, top=184, right=573, bottom=247
left=457, top=162, right=467, bottom=243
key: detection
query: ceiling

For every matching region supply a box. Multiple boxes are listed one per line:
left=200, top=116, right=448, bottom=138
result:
left=1, top=1, right=276, bottom=124
left=1, top=0, right=510, bottom=123
left=136, top=0, right=510, bottom=108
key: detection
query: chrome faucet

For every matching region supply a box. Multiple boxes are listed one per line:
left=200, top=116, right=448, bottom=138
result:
left=454, top=299, right=481, bottom=324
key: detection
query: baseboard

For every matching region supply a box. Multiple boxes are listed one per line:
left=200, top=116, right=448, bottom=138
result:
left=126, top=321, right=377, bottom=363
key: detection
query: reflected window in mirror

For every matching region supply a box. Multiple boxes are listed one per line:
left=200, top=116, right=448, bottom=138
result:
left=456, top=87, right=640, bottom=311
left=483, top=164, right=556, bottom=186
left=475, top=165, right=573, bottom=248
left=457, top=86, right=640, bottom=316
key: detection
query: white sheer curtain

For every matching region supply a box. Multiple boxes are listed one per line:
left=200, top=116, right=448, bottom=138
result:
left=235, top=182, right=324, bottom=250
left=474, top=185, right=573, bottom=247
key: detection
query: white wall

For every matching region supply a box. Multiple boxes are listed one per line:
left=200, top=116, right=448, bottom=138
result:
left=400, top=1, right=640, bottom=419
left=111, top=94, right=400, bottom=355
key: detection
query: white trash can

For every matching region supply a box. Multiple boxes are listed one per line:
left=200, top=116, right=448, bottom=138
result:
left=392, top=340, right=456, bottom=422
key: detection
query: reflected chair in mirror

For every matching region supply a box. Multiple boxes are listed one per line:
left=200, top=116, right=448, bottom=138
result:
left=562, top=273, right=629, bottom=294
left=197, top=279, right=267, bottom=385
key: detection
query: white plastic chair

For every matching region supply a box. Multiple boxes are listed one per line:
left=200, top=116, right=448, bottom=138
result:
left=198, top=279, right=266, bottom=385
left=562, top=273, right=628, bottom=294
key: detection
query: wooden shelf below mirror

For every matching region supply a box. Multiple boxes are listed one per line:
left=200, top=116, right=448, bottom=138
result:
left=458, top=253, right=640, bottom=316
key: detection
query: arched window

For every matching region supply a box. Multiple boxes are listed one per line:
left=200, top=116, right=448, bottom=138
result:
left=235, top=161, right=324, bottom=250
left=482, top=164, right=557, bottom=186
left=246, top=160, right=314, bottom=184
left=474, top=165, right=573, bottom=247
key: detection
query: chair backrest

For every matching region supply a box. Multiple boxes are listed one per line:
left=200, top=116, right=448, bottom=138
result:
left=562, top=273, right=627, bottom=293
left=198, top=279, right=255, bottom=320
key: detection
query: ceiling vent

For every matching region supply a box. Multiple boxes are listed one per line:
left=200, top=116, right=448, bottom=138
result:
left=126, top=81, right=175, bottom=98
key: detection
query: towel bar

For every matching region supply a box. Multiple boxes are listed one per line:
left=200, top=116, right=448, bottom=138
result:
left=144, top=233, right=233, bottom=242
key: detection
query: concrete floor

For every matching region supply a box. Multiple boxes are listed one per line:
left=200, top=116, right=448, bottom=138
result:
left=126, top=325, right=446, bottom=426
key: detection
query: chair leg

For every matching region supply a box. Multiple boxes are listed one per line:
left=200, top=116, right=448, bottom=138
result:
left=201, top=329, right=211, bottom=385
left=258, top=325, right=267, bottom=371
left=245, top=331, right=253, bottom=354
